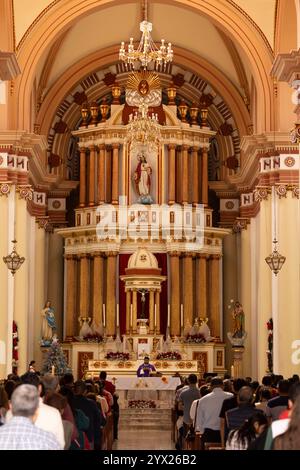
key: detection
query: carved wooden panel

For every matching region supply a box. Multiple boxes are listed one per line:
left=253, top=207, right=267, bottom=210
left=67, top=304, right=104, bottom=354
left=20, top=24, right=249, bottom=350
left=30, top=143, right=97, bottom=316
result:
left=216, top=350, right=223, bottom=367
left=77, top=351, right=94, bottom=379
left=192, top=351, right=208, bottom=377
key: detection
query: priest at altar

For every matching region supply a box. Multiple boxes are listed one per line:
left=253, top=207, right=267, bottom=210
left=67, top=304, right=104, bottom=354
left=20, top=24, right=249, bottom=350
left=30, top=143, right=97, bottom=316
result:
left=136, top=357, right=156, bottom=377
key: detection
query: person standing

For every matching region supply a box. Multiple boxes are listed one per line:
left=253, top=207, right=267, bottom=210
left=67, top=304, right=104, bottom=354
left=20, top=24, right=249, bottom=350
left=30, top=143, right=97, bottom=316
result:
left=191, top=377, right=233, bottom=446
left=178, top=374, right=201, bottom=438
left=0, top=385, right=60, bottom=450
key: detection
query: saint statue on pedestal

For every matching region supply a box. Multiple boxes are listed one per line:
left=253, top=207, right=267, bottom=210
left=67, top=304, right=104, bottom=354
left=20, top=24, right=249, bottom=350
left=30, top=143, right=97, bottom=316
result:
left=41, top=301, right=57, bottom=345
left=134, top=154, right=153, bottom=204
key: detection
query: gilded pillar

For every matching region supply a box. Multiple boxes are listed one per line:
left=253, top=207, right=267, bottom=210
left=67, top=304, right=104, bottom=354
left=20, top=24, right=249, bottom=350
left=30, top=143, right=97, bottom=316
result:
left=208, top=254, right=221, bottom=338
left=79, top=147, right=86, bottom=207
left=79, top=255, right=89, bottom=319
left=182, top=145, right=189, bottom=204
left=126, top=290, right=131, bottom=334
left=88, top=146, right=96, bottom=206
left=168, top=144, right=176, bottom=204
left=149, top=290, right=155, bottom=334
left=132, top=290, right=137, bottom=334
left=111, top=144, right=119, bottom=205
left=197, top=254, right=207, bottom=318
left=170, top=252, right=180, bottom=336
left=65, top=255, right=76, bottom=339
left=192, top=147, right=199, bottom=206
left=155, top=291, right=160, bottom=334
left=201, top=147, right=208, bottom=206
left=98, top=144, right=105, bottom=204
left=183, top=253, right=193, bottom=328
left=106, top=253, right=117, bottom=336
left=93, top=252, right=104, bottom=328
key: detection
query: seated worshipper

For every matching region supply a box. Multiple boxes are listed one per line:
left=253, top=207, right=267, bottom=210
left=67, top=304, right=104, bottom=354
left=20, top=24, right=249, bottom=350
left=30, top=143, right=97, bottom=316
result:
left=0, top=384, right=60, bottom=450
left=136, top=356, right=156, bottom=377
left=226, top=412, right=268, bottom=450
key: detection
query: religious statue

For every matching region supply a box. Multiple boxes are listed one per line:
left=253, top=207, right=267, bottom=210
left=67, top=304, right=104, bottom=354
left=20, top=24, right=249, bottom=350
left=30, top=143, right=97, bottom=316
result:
left=232, top=301, right=245, bottom=338
left=41, top=301, right=57, bottom=345
left=138, top=289, right=148, bottom=319
left=134, top=154, right=153, bottom=204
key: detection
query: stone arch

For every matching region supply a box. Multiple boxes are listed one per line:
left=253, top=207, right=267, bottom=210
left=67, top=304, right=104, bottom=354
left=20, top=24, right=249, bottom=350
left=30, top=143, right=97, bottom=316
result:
left=13, top=0, right=273, bottom=133
left=37, top=46, right=248, bottom=183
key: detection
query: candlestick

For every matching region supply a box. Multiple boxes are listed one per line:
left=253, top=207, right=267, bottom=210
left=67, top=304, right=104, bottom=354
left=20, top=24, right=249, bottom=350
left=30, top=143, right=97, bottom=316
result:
left=103, top=304, right=106, bottom=327
left=180, top=304, right=183, bottom=328
left=116, top=304, right=119, bottom=327
left=51, top=365, right=55, bottom=376
left=167, top=304, right=170, bottom=327
left=231, top=365, right=234, bottom=378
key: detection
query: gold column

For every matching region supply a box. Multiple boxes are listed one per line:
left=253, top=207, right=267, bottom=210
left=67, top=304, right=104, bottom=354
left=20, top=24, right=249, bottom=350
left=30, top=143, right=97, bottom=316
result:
left=79, top=254, right=89, bottom=319
left=155, top=291, right=160, bottom=334
left=168, top=144, right=176, bottom=204
left=192, top=147, right=199, bottom=206
left=106, top=252, right=117, bottom=336
left=149, top=290, right=155, bottom=333
left=98, top=144, right=105, bottom=204
left=65, top=255, right=76, bottom=339
left=197, top=254, right=207, bottom=317
left=209, top=254, right=221, bottom=338
left=111, top=144, right=119, bottom=205
left=182, top=145, right=189, bottom=204
left=126, top=290, right=131, bottom=334
left=93, top=252, right=103, bottom=328
left=132, top=290, right=137, bottom=334
left=88, top=146, right=96, bottom=206
left=183, top=253, right=193, bottom=328
left=79, top=147, right=86, bottom=207
left=201, top=147, right=208, bottom=206
left=170, top=252, right=180, bottom=336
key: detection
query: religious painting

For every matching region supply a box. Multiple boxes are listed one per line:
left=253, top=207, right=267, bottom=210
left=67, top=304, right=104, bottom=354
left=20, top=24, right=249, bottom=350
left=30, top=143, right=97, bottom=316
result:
left=192, top=351, right=208, bottom=377
left=77, top=351, right=94, bottom=379
left=138, top=338, right=150, bottom=359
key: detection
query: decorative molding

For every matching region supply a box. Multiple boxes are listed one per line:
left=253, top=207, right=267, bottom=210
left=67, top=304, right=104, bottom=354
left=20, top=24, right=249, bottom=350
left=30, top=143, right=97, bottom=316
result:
left=16, top=185, right=33, bottom=201
left=0, top=182, right=11, bottom=196
left=232, top=217, right=250, bottom=233
left=36, top=216, right=53, bottom=232
left=253, top=186, right=271, bottom=202
left=0, top=51, right=21, bottom=80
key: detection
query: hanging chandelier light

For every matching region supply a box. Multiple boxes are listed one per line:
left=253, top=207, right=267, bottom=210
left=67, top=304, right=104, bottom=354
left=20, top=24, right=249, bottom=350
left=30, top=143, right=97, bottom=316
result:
left=126, top=102, right=161, bottom=152
left=119, top=20, right=173, bottom=69
left=265, top=239, right=286, bottom=275
left=3, top=240, right=25, bottom=275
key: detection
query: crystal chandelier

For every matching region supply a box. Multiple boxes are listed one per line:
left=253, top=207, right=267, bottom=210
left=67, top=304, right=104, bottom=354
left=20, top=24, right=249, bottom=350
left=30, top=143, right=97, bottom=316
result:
left=119, top=20, right=173, bottom=69
left=3, top=240, right=25, bottom=275
left=265, top=239, right=286, bottom=275
left=126, top=103, right=160, bottom=152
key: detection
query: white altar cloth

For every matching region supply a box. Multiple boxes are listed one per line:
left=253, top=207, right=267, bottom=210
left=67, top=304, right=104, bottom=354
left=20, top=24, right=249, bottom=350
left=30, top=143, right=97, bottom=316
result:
left=110, top=376, right=181, bottom=391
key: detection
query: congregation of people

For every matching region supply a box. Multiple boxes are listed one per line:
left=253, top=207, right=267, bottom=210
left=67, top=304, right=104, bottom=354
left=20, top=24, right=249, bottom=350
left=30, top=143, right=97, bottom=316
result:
left=0, top=369, right=119, bottom=450
left=174, top=372, right=300, bottom=450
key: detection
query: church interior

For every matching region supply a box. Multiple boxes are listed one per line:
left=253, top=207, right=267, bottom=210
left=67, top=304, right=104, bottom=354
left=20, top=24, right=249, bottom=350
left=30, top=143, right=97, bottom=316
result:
left=0, top=0, right=300, bottom=452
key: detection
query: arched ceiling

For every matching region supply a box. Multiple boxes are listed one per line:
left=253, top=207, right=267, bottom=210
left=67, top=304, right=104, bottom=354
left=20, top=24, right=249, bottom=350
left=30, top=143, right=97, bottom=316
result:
left=13, top=0, right=277, bottom=50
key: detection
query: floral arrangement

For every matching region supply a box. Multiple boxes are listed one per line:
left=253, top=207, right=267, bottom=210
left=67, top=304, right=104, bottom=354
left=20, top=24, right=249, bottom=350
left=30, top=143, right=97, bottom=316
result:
left=105, top=352, right=130, bottom=361
left=156, top=351, right=182, bottom=360
left=184, top=333, right=206, bottom=343
left=128, top=400, right=156, bottom=409
left=83, top=333, right=104, bottom=343
left=267, top=318, right=273, bottom=373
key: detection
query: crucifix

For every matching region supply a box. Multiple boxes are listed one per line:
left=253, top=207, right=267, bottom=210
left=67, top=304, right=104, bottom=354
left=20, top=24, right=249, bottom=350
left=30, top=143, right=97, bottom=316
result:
left=138, top=288, right=148, bottom=319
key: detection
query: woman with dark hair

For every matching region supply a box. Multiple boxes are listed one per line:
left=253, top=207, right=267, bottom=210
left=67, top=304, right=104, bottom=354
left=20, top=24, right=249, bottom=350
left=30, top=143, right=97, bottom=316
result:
left=0, top=387, right=9, bottom=425
left=44, top=392, right=74, bottom=450
left=273, top=395, right=300, bottom=450
left=226, top=412, right=268, bottom=450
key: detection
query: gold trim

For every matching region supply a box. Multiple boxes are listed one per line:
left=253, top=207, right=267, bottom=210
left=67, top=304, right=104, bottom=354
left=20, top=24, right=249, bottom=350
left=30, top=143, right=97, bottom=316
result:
left=16, top=0, right=61, bottom=52
left=228, top=0, right=274, bottom=54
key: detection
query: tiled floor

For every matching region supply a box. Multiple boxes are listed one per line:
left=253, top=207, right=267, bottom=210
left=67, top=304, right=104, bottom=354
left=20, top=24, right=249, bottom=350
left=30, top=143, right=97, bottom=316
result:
left=112, top=429, right=175, bottom=450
